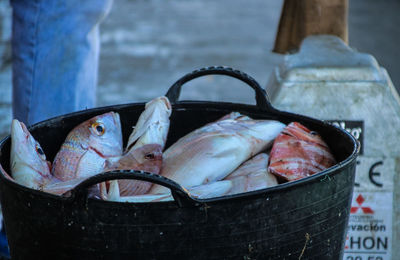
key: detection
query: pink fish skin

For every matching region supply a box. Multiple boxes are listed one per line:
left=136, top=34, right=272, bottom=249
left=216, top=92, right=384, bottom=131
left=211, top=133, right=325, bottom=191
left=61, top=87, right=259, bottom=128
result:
left=105, top=96, right=171, bottom=196
left=224, top=153, right=270, bottom=180
left=52, top=112, right=123, bottom=181
left=106, top=144, right=163, bottom=195
left=104, top=153, right=278, bottom=202
left=10, top=119, right=55, bottom=190
left=188, top=153, right=277, bottom=199
left=223, top=153, right=278, bottom=193
left=268, top=122, right=336, bottom=181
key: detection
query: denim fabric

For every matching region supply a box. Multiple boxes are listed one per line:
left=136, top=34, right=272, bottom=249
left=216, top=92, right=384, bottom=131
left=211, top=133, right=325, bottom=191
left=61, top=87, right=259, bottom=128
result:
left=11, top=0, right=113, bottom=126
left=0, top=225, right=9, bottom=258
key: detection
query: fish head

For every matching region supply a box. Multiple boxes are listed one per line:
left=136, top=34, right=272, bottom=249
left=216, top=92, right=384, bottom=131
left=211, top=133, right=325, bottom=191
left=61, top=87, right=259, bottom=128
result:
left=104, top=143, right=163, bottom=196
left=10, top=119, right=52, bottom=189
left=133, top=144, right=163, bottom=173
left=52, top=112, right=123, bottom=181
left=85, top=112, right=123, bottom=157
left=127, top=96, right=171, bottom=151
left=120, top=144, right=163, bottom=174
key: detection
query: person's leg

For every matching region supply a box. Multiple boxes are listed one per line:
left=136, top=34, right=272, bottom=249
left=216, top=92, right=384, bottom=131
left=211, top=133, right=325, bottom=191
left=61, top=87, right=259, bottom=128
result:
left=11, top=0, right=113, bottom=126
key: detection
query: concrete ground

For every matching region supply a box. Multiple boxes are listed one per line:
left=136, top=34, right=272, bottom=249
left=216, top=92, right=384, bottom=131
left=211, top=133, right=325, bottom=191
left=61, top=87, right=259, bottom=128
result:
left=0, top=0, right=399, bottom=140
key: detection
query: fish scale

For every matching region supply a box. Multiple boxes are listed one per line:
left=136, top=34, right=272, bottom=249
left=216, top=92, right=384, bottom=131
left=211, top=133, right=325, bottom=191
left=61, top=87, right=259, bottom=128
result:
left=52, top=141, right=85, bottom=180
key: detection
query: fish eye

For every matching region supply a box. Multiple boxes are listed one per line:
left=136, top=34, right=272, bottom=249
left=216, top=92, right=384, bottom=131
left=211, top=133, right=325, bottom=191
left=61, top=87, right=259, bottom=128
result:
left=145, top=153, right=155, bottom=160
left=35, top=143, right=46, bottom=159
left=91, top=122, right=105, bottom=136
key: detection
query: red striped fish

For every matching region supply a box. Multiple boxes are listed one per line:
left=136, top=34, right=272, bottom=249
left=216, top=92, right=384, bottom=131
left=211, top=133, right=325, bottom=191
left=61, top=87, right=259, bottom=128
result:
left=268, top=122, right=336, bottom=181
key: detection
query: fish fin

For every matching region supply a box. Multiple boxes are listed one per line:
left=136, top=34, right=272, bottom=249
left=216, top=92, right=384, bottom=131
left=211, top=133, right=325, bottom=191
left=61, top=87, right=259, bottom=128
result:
left=43, top=177, right=87, bottom=195
left=188, top=180, right=233, bottom=199
left=109, top=193, right=173, bottom=203
left=106, top=180, right=121, bottom=200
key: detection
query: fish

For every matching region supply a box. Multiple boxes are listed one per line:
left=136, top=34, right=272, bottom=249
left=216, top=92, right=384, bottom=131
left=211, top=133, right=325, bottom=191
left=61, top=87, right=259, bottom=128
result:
left=223, top=153, right=278, bottom=191
left=101, top=181, right=232, bottom=202
left=103, top=153, right=278, bottom=202
left=106, top=144, right=163, bottom=195
left=268, top=122, right=337, bottom=181
left=149, top=112, right=286, bottom=194
left=105, top=96, right=171, bottom=196
left=189, top=153, right=278, bottom=198
left=224, top=153, right=271, bottom=180
left=103, top=179, right=246, bottom=203
left=186, top=181, right=233, bottom=199
left=8, top=120, right=91, bottom=195
left=52, top=112, right=123, bottom=181
left=10, top=119, right=55, bottom=190
left=125, top=96, right=171, bottom=153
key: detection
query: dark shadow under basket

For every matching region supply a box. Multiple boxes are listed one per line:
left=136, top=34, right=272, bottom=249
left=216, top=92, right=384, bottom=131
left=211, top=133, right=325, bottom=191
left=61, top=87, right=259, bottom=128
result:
left=0, top=67, right=359, bottom=260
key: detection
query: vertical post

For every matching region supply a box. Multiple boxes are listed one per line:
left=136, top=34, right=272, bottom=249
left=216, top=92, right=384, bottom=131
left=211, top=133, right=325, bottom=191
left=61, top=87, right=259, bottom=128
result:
left=273, top=0, right=348, bottom=54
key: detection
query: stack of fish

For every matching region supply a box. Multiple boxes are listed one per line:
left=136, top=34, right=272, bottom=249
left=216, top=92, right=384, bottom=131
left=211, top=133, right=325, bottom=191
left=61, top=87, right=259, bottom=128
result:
left=7, top=96, right=336, bottom=202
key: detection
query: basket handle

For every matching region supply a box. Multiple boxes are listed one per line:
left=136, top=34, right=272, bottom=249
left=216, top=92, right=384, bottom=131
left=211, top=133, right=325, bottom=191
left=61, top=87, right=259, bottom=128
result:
left=165, top=66, right=274, bottom=111
left=69, top=170, right=199, bottom=207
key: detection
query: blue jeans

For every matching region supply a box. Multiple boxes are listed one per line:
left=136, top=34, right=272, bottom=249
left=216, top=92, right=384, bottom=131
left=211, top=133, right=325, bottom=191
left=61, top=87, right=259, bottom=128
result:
left=5, top=0, right=113, bottom=257
left=11, top=0, right=113, bottom=126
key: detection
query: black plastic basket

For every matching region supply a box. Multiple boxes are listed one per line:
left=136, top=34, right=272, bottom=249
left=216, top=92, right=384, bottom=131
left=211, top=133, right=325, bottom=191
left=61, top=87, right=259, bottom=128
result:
left=0, top=67, right=359, bottom=259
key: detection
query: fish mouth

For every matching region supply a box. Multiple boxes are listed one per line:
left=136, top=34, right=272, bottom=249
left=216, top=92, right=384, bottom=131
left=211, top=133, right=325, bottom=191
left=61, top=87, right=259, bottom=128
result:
left=145, top=96, right=172, bottom=112
left=111, top=112, right=121, bottom=129
left=91, top=146, right=107, bottom=159
left=157, top=96, right=172, bottom=112
left=11, top=119, right=30, bottom=141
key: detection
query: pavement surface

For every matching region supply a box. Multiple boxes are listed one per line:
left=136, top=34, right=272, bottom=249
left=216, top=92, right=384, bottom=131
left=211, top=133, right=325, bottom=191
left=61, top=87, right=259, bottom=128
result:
left=0, top=0, right=399, bottom=140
